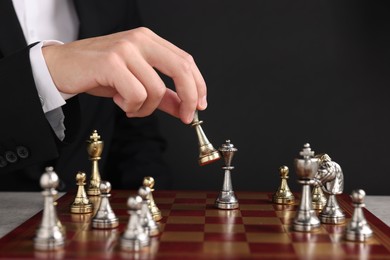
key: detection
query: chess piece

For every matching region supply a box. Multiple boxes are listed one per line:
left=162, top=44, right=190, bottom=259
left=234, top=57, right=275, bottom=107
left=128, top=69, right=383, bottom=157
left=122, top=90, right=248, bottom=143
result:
left=215, top=140, right=239, bottom=210
left=314, top=154, right=345, bottom=224
left=191, top=110, right=221, bottom=165
left=292, top=143, right=321, bottom=232
left=345, top=189, right=373, bottom=242
left=121, top=195, right=150, bottom=251
left=272, top=166, right=295, bottom=204
left=70, top=171, right=93, bottom=214
left=86, top=130, right=103, bottom=196
left=138, top=186, right=160, bottom=236
left=312, top=154, right=328, bottom=210
left=34, top=167, right=65, bottom=250
left=89, top=195, right=102, bottom=217
left=92, top=181, right=119, bottom=229
left=143, top=176, right=162, bottom=221
left=311, top=184, right=327, bottom=210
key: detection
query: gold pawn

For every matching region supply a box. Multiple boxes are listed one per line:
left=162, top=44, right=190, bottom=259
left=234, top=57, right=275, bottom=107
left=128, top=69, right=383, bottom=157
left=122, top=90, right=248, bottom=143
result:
left=312, top=185, right=327, bottom=210
left=70, top=171, right=93, bottom=214
left=143, top=176, right=162, bottom=221
left=272, top=166, right=295, bottom=204
left=191, top=110, right=221, bottom=166
left=86, top=130, right=103, bottom=196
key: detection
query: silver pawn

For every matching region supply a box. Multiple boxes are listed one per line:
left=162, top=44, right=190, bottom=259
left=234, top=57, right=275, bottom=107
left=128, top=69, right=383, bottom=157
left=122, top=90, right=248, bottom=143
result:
left=292, top=143, right=321, bottom=232
left=345, top=189, right=373, bottom=242
left=138, top=186, right=160, bottom=236
left=34, top=167, right=65, bottom=251
left=92, top=181, right=119, bottom=229
left=215, top=140, right=239, bottom=209
left=121, top=195, right=150, bottom=251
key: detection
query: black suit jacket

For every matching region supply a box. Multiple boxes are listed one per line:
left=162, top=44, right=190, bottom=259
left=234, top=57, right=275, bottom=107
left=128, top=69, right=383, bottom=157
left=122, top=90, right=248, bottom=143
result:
left=0, top=0, right=171, bottom=191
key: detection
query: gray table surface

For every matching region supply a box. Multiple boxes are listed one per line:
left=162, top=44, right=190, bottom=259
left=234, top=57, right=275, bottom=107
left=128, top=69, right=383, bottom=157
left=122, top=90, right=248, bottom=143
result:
left=0, top=192, right=388, bottom=238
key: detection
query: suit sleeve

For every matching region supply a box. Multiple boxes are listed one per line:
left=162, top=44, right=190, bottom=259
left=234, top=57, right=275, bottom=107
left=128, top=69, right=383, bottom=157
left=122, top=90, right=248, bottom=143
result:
left=0, top=46, right=60, bottom=173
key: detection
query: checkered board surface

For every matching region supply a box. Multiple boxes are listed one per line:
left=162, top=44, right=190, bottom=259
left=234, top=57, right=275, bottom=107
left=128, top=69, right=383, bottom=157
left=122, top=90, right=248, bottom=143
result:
left=0, top=191, right=389, bottom=259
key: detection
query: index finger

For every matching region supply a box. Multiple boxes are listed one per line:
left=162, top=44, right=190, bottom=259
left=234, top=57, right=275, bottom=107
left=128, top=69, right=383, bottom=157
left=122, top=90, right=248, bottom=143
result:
left=141, top=28, right=208, bottom=110
left=141, top=40, right=199, bottom=123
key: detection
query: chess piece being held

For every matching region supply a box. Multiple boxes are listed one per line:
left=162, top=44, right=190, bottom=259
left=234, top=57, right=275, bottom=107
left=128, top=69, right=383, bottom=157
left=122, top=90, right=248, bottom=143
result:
left=313, top=154, right=345, bottom=224
left=345, top=189, right=373, bottom=242
left=34, top=167, right=65, bottom=251
left=191, top=110, right=221, bottom=165
left=292, top=143, right=321, bottom=232
left=70, top=171, right=93, bottom=214
left=91, top=181, right=119, bottom=229
left=87, top=130, right=103, bottom=196
left=272, top=165, right=295, bottom=205
left=215, top=140, right=239, bottom=210
left=143, top=176, right=162, bottom=222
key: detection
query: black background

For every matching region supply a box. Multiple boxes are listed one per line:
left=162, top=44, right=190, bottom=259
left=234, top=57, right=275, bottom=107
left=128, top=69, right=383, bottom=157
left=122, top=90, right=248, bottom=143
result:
left=137, top=1, right=390, bottom=195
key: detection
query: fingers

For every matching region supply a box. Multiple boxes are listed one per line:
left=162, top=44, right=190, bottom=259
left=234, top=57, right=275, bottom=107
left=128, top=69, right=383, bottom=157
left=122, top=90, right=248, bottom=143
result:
left=146, top=28, right=208, bottom=111
left=49, top=27, right=208, bottom=123
left=129, top=28, right=206, bottom=121
left=162, top=57, right=198, bottom=123
left=122, top=50, right=193, bottom=122
left=157, top=89, right=181, bottom=118
left=122, top=46, right=168, bottom=117
left=133, top=36, right=202, bottom=123
left=110, top=49, right=183, bottom=120
left=109, top=62, right=147, bottom=114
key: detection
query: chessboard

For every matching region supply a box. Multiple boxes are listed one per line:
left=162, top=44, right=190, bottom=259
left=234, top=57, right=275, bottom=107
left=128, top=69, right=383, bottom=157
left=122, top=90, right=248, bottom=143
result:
left=0, top=190, right=389, bottom=259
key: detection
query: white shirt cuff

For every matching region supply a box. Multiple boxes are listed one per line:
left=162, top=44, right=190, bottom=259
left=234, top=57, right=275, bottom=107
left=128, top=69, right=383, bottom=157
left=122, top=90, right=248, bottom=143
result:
left=29, top=40, right=75, bottom=113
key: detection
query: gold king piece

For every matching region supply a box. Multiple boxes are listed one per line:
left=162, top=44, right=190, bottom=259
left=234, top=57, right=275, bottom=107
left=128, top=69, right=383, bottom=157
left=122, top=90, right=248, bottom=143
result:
left=191, top=110, right=221, bottom=166
left=86, top=130, right=103, bottom=196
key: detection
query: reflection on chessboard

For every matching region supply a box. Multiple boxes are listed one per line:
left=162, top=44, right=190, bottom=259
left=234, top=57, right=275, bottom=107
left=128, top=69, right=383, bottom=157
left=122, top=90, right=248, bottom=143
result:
left=0, top=190, right=389, bottom=259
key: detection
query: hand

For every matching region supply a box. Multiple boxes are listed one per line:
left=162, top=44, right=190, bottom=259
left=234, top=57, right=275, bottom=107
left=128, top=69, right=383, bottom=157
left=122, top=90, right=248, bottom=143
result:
left=42, top=27, right=207, bottom=124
